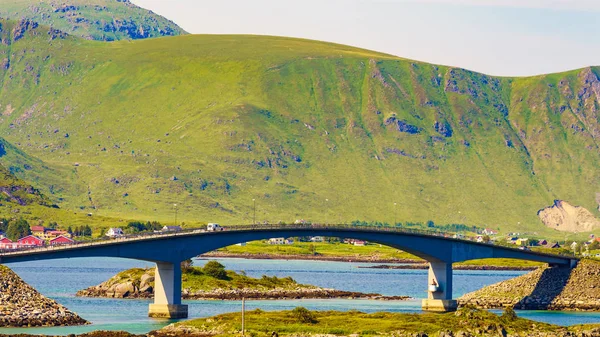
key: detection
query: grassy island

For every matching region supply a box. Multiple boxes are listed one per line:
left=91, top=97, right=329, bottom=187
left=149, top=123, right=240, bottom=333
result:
left=77, top=261, right=404, bottom=301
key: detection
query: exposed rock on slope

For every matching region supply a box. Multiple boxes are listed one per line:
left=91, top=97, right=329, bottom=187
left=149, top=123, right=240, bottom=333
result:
left=459, top=259, right=600, bottom=311
left=0, top=265, right=88, bottom=327
left=538, top=200, right=600, bottom=232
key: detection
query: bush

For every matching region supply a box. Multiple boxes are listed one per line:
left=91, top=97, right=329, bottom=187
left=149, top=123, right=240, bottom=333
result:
left=291, top=307, right=318, bottom=324
left=202, top=261, right=227, bottom=279
left=501, top=306, right=518, bottom=322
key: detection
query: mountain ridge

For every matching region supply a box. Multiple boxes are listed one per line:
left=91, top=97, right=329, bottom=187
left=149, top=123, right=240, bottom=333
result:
left=0, top=19, right=598, bottom=235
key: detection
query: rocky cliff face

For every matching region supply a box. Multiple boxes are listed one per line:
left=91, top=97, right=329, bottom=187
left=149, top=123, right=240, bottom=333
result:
left=538, top=200, right=600, bottom=233
left=460, top=259, right=600, bottom=311
left=0, top=265, right=88, bottom=327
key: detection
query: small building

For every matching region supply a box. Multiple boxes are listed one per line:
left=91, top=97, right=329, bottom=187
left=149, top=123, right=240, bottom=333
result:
left=18, top=235, right=44, bottom=247
left=483, top=228, right=499, bottom=236
left=538, top=239, right=548, bottom=246
left=0, top=238, right=18, bottom=250
left=30, top=225, right=47, bottom=238
left=49, top=235, right=75, bottom=246
left=161, top=226, right=182, bottom=233
left=268, top=237, right=285, bottom=245
left=516, top=238, right=529, bottom=246
left=353, top=240, right=366, bottom=246
left=285, top=238, right=294, bottom=245
left=236, top=242, right=247, bottom=246
left=106, top=228, right=124, bottom=238
left=545, top=242, right=561, bottom=249
left=310, top=236, right=325, bottom=242
left=46, top=230, right=71, bottom=240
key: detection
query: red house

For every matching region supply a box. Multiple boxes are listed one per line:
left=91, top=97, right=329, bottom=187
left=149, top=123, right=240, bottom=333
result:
left=18, top=235, right=44, bottom=247
left=0, top=238, right=18, bottom=250
left=49, top=235, right=75, bottom=246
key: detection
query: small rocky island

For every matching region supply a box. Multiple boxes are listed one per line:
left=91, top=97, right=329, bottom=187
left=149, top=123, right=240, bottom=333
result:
left=0, top=265, right=88, bottom=327
left=460, top=259, right=600, bottom=311
left=77, top=261, right=408, bottom=301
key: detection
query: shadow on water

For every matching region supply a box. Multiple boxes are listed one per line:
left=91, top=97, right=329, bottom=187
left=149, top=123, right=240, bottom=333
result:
left=515, top=266, right=572, bottom=310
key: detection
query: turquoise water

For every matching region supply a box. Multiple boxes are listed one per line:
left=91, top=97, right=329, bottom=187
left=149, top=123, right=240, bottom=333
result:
left=0, top=257, right=599, bottom=335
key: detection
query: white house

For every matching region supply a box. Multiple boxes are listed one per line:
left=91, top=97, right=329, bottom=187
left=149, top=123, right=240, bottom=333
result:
left=268, top=237, right=285, bottom=245
left=161, top=225, right=182, bottom=232
left=106, top=228, right=124, bottom=238
left=310, top=236, right=325, bottom=242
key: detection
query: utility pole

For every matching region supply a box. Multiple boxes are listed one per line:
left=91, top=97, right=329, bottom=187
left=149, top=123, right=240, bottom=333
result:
left=252, top=199, right=256, bottom=225
left=241, top=297, right=246, bottom=336
left=174, top=203, right=178, bottom=225
left=394, top=202, right=397, bottom=226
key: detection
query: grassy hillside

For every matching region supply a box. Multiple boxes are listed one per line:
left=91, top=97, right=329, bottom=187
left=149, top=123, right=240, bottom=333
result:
left=0, top=0, right=186, bottom=41
left=0, top=19, right=598, bottom=236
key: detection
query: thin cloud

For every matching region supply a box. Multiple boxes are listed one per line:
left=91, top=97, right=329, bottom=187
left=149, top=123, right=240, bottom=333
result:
left=383, top=0, right=600, bottom=11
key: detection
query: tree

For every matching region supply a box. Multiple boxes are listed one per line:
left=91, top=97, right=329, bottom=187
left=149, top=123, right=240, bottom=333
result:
left=67, top=226, right=73, bottom=234
left=291, top=307, right=318, bottom=324
left=202, top=261, right=227, bottom=279
left=181, top=259, right=193, bottom=272
left=83, top=225, right=92, bottom=236
left=426, top=220, right=435, bottom=228
left=6, top=218, right=31, bottom=241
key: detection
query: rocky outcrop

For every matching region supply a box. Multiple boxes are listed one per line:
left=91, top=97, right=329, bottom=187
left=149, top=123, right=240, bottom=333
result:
left=538, top=200, right=600, bottom=232
left=76, top=268, right=409, bottom=301
left=459, top=259, right=600, bottom=311
left=0, top=265, right=88, bottom=327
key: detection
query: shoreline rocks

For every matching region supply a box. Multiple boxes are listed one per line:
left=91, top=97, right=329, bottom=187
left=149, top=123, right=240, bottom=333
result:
left=460, top=259, right=600, bottom=311
left=76, top=267, right=410, bottom=301
left=0, top=265, right=88, bottom=328
left=201, top=252, right=424, bottom=264
left=360, top=264, right=537, bottom=271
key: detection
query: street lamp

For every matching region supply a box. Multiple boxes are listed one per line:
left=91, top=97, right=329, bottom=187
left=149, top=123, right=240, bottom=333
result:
left=252, top=199, right=256, bottom=225
left=174, top=204, right=178, bottom=225
left=325, top=199, right=329, bottom=224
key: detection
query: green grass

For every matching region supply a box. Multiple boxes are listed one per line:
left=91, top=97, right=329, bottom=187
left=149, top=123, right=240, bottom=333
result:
left=0, top=18, right=598, bottom=239
left=97, top=265, right=312, bottom=293
left=172, top=307, right=569, bottom=336
left=0, top=0, right=186, bottom=41
left=215, top=241, right=544, bottom=268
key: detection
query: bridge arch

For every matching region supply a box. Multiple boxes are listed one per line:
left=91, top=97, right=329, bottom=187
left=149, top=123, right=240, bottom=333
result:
left=0, top=225, right=577, bottom=318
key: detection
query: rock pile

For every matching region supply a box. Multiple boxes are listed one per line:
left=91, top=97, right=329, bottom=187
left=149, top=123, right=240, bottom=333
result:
left=460, top=259, right=600, bottom=311
left=0, top=265, right=88, bottom=327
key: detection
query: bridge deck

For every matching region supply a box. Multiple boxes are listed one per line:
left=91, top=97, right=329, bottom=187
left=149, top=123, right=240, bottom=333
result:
left=0, top=224, right=576, bottom=265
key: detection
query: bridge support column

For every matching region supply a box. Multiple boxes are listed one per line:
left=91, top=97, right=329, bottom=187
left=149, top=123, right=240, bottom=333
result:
left=421, top=261, right=457, bottom=312
left=148, top=262, right=188, bottom=319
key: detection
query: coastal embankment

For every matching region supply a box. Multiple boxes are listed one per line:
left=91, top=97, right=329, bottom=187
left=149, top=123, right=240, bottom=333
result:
left=0, top=265, right=88, bottom=327
left=460, top=259, right=600, bottom=311
left=201, top=251, right=423, bottom=264
left=361, top=264, right=537, bottom=271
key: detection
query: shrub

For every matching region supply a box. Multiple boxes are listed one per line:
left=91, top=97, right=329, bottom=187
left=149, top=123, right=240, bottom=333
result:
left=501, top=306, right=518, bottom=322
left=291, top=307, right=318, bottom=324
left=202, top=261, right=227, bottom=279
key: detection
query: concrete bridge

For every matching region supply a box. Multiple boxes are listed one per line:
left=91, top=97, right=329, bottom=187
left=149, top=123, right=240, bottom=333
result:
left=0, top=224, right=578, bottom=318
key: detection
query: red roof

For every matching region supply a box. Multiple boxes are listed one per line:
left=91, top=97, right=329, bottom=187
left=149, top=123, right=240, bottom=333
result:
left=50, top=235, right=75, bottom=244
left=30, top=226, right=46, bottom=232
left=0, top=238, right=12, bottom=243
left=18, top=235, right=44, bottom=246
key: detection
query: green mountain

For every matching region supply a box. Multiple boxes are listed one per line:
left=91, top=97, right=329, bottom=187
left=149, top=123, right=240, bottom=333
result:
left=0, top=0, right=186, bottom=41
left=0, top=18, right=598, bottom=235
left=0, top=139, right=50, bottom=207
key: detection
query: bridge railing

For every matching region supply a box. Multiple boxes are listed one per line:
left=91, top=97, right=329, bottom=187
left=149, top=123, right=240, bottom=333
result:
left=0, top=223, right=574, bottom=259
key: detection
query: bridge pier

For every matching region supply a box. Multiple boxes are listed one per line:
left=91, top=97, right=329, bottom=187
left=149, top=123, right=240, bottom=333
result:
left=421, top=261, right=457, bottom=312
left=148, top=262, right=188, bottom=319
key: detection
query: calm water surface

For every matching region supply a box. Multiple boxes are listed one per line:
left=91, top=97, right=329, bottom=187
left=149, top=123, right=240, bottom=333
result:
left=0, top=257, right=598, bottom=335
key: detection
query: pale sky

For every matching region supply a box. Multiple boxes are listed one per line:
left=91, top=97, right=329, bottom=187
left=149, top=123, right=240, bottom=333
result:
left=131, top=0, right=600, bottom=77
